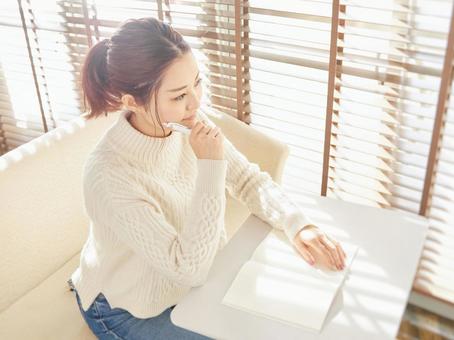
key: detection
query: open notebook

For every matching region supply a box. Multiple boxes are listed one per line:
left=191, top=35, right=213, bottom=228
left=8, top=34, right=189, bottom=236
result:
left=221, top=229, right=359, bottom=333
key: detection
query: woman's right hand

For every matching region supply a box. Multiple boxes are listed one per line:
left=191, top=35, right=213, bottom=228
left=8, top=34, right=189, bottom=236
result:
left=189, top=120, right=224, bottom=160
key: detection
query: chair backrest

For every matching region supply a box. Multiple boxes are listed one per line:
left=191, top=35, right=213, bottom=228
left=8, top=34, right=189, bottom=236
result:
left=203, top=107, right=289, bottom=184
left=0, top=112, right=119, bottom=312
left=0, top=108, right=289, bottom=312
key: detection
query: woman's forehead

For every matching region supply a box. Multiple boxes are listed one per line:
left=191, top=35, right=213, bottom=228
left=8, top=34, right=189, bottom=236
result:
left=161, top=53, right=199, bottom=91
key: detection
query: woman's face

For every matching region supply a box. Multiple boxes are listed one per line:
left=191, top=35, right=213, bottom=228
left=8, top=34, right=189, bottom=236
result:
left=123, top=51, right=203, bottom=138
left=156, top=51, right=203, bottom=128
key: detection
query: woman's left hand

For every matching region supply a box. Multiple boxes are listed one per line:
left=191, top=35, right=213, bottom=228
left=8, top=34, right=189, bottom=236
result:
left=292, top=224, right=347, bottom=271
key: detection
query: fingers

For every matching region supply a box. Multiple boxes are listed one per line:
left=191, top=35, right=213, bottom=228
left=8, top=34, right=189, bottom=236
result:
left=316, top=238, right=337, bottom=270
left=207, top=126, right=221, bottom=138
left=319, top=235, right=340, bottom=270
left=201, top=120, right=221, bottom=138
left=192, top=121, right=212, bottom=136
left=191, top=121, right=206, bottom=135
left=339, top=240, right=347, bottom=258
left=298, top=225, right=347, bottom=272
left=320, top=235, right=344, bottom=270
left=293, top=239, right=315, bottom=266
left=329, top=236, right=347, bottom=268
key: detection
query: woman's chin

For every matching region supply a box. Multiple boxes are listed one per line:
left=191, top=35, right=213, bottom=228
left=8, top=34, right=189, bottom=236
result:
left=181, top=116, right=198, bottom=128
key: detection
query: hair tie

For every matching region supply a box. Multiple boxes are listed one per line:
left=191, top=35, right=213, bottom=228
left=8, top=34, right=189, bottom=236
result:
left=103, top=38, right=112, bottom=49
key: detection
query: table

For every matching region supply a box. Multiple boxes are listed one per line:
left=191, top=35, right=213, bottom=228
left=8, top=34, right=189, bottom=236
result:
left=171, top=193, right=429, bottom=339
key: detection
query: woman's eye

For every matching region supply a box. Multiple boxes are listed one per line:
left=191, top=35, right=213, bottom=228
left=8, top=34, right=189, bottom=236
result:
left=173, top=79, right=202, bottom=101
left=174, top=94, right=185, bottom=101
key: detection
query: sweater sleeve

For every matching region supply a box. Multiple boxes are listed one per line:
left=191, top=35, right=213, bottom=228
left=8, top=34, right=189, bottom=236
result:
left=84, top=158, right=228, bottom=288
left=197, top=109, right=314, bottom=244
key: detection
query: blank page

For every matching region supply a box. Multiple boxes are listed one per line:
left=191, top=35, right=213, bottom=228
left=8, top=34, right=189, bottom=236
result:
left=222, top=229, right=359, bottom=333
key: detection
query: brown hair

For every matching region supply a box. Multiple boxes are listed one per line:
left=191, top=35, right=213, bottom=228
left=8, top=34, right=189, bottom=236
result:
left=81, top=17, right=190, bottom=133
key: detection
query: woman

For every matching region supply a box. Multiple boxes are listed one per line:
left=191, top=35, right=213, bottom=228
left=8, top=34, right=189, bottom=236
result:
left=68, top=17, right=346, bottom=339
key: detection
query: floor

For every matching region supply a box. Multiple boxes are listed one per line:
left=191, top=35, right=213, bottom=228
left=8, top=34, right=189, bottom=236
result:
left=397, top=304, right=454, bottom=340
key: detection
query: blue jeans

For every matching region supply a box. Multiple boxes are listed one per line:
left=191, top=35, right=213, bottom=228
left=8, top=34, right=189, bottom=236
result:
left=68, top=279, right=212, bottom=340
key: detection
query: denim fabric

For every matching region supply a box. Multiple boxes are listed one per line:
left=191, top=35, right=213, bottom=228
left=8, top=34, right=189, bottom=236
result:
left=67, top=279, right=212, bottom=340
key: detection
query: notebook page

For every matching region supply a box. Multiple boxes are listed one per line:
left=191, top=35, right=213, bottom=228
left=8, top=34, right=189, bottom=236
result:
left=222, top=229, right=359, bottom=332
left=251, top=229, right=358, bottom=283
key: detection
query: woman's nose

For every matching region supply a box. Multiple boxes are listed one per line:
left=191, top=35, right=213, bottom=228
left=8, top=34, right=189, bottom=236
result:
left=187, top=92, right=200, bottom=111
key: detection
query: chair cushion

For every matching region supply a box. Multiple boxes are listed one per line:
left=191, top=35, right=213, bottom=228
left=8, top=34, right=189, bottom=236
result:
left=0, top=251, right=96, bottom=340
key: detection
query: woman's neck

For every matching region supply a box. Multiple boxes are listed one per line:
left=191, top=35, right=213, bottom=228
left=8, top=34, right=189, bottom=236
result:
left=127, top=111, right=172, bottom=138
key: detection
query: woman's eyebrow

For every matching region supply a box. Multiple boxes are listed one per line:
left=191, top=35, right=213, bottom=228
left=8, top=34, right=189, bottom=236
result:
left=167, top=71, right=200, bottom=92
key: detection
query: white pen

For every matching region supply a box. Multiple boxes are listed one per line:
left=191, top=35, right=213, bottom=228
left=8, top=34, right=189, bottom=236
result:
left=163, top=122, right=192, bottom=135
left=163, top=119, right=215, bottom=135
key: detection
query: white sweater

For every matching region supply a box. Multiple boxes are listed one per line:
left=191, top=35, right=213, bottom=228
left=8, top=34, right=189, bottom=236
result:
left=70, top=107, right=313, bottom=318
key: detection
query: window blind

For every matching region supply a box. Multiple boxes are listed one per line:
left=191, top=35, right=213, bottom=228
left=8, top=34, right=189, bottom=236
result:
left=0, top=0, right=452, bottom=310
left=0, top=0, right=52, bottom=153
left=245, top=0, right=454, bottom=308
left=413, top=1, right=454, bottom=303
left=0, top=0, right=246, bottom=153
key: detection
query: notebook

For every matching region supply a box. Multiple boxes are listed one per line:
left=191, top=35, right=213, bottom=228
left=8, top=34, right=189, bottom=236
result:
left=221, top=228, right=359, bottom=333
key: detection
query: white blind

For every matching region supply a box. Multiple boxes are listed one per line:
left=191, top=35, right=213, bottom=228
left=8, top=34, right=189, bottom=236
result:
left=0, top=0, right=52, bottom=152
left=245, top=0, right=454, bottom=306
left=247, top=0, right=332, bottom=194
left=414, top=61, right=454, bottom=302
left=0, top=0, right=243, bottom=152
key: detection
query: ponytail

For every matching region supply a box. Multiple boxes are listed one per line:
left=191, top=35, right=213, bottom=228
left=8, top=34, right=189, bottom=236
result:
left=81, top=39, right=120, bottom=119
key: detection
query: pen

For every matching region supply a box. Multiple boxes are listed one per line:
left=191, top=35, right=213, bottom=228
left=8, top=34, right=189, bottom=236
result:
left=163, top=122, right=192, bottom=135
left=163, top=119, right=216, bottom=135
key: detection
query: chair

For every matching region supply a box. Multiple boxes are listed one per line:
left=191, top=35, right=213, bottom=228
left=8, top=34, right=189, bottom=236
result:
left=0, top=107, right=289, bottom=339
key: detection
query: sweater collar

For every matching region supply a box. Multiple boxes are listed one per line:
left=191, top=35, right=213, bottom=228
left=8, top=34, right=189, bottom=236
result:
left=106, top=110, right=183, bottom=164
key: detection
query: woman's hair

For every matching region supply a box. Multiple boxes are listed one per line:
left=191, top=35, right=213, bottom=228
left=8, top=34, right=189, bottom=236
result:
left=81, top=17, right=191, bottom=129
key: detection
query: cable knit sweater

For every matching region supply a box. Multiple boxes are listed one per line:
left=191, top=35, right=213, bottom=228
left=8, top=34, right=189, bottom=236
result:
left=70, top=107, right=313, bottom=318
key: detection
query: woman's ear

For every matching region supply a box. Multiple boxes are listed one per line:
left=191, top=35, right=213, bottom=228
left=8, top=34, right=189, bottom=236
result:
left=121, top=94, right=139, bottom=111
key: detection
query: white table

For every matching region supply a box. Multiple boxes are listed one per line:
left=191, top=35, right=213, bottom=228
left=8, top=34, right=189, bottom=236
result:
left=171, top=193, right=429, bottom=340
